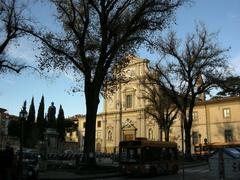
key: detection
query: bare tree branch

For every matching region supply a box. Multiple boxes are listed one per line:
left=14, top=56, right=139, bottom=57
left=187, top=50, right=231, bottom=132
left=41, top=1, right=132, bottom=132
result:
left=153, top=23, right=230, bottom=159
left=0, top=0, right=34, bottom=74
left=26, top=0, right=186, bottom=165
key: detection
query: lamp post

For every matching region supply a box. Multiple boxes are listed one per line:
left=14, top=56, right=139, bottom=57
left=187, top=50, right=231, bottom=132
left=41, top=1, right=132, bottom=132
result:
left=0, top=113, right=2, bottom=149
left=116, top=99, right=123, bottom=142
left=19, top=102, right=27, bottom=179
left=198, top=134, right=202, bottom=144
left=116, top=80, right=123, bottom=143
left=180, top=112, right=185, bottom=180
left=0, top=124, right=3, bottom=149
left=0, top=108, right=7, bottom=149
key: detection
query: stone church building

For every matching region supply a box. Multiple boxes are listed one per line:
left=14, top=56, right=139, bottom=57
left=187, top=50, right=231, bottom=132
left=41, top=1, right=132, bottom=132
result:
left=68, top=56, right=240, bottom=153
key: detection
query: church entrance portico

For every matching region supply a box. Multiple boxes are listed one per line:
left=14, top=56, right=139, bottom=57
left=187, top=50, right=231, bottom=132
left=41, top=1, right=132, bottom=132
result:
left=122, top=119, right=137, bottom=141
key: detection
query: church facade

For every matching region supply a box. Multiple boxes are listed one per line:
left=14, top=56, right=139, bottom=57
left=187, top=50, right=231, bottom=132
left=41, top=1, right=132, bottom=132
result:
left=69, top=56, right=240, bottom=153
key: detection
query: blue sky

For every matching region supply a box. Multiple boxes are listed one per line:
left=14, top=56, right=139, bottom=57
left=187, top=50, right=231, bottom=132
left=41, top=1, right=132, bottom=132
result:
left=1, top=0, right=240, bottom=117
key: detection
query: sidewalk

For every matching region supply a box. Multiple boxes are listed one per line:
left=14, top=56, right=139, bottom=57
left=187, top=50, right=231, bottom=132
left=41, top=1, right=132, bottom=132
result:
left=182, top=160, right=208, bottom=168
left=38, top=159, right=207, bottom=180
left=39, top=170, right=120, bottom=180
left=39, top=158, right=120, bottom=180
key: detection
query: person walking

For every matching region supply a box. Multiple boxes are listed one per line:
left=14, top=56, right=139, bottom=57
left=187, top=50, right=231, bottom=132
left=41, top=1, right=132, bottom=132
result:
left=5, top=143, right=14, bottom=180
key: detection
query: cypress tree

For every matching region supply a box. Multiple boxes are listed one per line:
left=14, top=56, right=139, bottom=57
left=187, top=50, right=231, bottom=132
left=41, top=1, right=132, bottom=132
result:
left=26, top=97, right=37, bottom=148
left=36, top=95, right=46, bottom=141
left=27, top=97, right=35, bottom=124
left=57, top=105, right=65, bottom=142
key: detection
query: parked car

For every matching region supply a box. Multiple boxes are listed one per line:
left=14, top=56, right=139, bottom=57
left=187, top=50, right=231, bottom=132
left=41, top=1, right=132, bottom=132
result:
left=22, top=159, right=39, bottom=180
left=16, top=150, right=40, bottom=180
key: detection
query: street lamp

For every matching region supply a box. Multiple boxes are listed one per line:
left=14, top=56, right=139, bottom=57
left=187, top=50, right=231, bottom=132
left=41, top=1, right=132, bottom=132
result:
left=116, top=100, right=123, bottom=142
left=180, top=112, right=185, bottom=180
left=0, top=108, right=7, bottom=149
left=19, top=102, right=27, bottom=179
left=198, top=134, right=202, bottom=144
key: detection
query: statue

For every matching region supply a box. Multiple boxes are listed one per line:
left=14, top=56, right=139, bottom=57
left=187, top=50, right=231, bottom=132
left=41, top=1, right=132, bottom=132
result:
left=47, top=102, right=56, bottom=128
left=44, top=102, right=58, bottom=153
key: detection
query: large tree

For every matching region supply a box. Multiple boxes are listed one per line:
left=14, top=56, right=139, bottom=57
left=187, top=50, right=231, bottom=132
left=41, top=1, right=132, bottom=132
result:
left=24, top=0, right=186, bottom=164
left=152, top=24, right=229, bottom=159
left=27, top=97, right=35, bottom=124
left=140, top=76, right=178, bottom=142
left=0, top=0, right=31, bottom=74
left=36, top=95, right=46, bottom=141
left=64, top=118, right=78, bottom=134
left=56, top=105, right=65, bottom=143
left=25, top=97, right=37, bottom=148
left=216, top=76, right=240, bottom=97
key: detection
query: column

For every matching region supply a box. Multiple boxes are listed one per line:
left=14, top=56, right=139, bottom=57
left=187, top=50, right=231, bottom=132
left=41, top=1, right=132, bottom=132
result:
left=102, top=118, right=106, bottom=152
left=116, top=118, right=120, bottom=147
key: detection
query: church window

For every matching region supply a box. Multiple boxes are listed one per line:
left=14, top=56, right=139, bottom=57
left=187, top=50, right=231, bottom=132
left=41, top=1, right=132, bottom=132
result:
left=126, top=95, right=132, bottom=108
left=223, top=108, right=230, bottom=118
left=193, top=111, right=198, bottom=121
left=192, top=131, right=199, bottom=144
left=97, top=121, right=101, bottom=127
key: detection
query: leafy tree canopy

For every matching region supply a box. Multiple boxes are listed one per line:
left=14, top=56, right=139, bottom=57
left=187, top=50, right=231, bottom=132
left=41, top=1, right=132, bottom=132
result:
left=216, top=76, right=240, bottom=96
left=64, top=118, right=78, bottom=133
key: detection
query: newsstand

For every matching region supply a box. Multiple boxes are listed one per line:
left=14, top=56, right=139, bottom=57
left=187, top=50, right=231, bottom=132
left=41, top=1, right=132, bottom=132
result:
left=209, top=148, right=240, bottom=180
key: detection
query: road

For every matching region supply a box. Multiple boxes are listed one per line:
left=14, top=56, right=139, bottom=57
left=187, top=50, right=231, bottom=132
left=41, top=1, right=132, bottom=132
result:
left=103, top=164, right=219, bottom=180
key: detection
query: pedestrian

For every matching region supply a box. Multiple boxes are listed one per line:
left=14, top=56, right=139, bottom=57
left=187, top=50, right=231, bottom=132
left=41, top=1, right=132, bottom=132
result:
left=75, top=155, right=80, bottom=167
left=0, top=148, right=5, bottom=180
left=4, top=143, right=14, bottom=180
left=98, top=154, right=102, bottom=163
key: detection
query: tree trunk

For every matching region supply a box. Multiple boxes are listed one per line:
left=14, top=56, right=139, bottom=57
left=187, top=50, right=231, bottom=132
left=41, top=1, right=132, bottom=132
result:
left=185, top=103, right=194, bottom=160
left=82, top=84, right=100, bottom=165
left=159, top=127, right=163, bottom=141
left=165, top=128, right=170, bottom=142
left=184, top=125, right=192, bottom=160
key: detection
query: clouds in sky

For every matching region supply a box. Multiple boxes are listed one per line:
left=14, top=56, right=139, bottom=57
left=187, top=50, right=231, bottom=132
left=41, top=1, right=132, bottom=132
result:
left=1, top=0, right=239, bottom=117
left=230, top=53, right=240, bottom=75
left=5, top=37, right=39, bottom=65
left=2, top=79, right=16, bottom=85
left=227, top=12, right=240, bottom=20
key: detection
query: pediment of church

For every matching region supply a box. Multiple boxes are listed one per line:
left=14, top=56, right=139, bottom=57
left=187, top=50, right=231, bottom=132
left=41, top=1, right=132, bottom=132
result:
left=122, top=119, right=137, bottom=130
left=106, top=125, right=114, bottom=130
left=146, top=120, right=155, bottom=126
left=123, top=87, right=136, bottom=93
left=127, top=54, right=148, bottom=65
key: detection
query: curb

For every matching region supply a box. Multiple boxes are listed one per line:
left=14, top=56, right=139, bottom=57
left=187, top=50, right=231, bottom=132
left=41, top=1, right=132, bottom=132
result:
left=38, top=162, right=208, bottom=180
left=182, top=161, right=208, bottom=168
left=77, top=173, right=122, bottom=180
left=38, top=173, right=122, bottom=180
